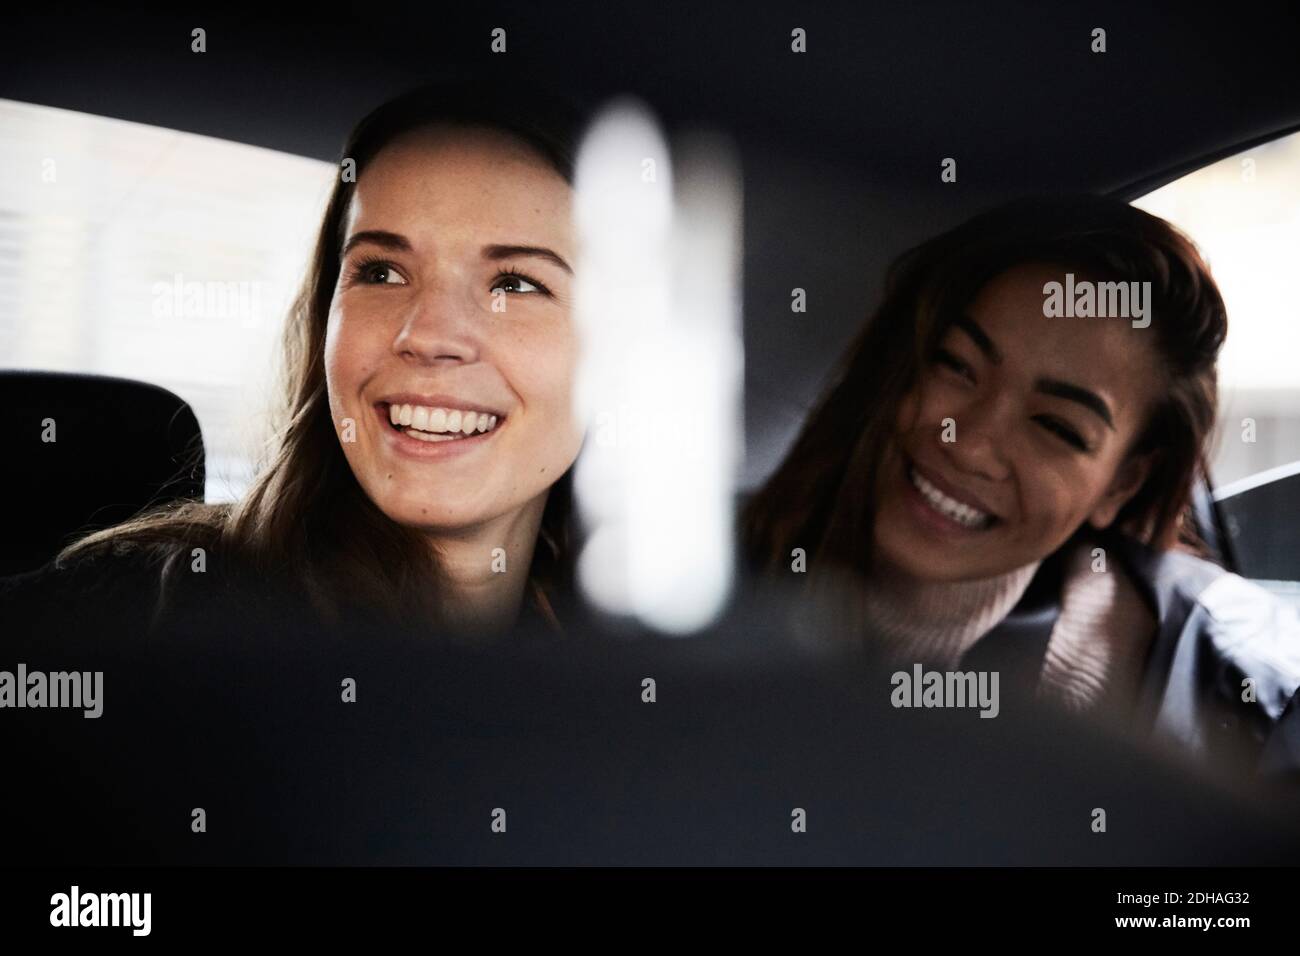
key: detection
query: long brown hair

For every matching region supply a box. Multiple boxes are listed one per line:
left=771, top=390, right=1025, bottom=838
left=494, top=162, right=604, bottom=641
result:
left=58, top=82, right=588, bottom=631
left=743, top=195, right=1228, bottom=585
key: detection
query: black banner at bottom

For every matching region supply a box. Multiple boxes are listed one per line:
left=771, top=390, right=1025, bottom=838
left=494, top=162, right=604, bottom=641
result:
left=0, top=866, right=1290, bottom=941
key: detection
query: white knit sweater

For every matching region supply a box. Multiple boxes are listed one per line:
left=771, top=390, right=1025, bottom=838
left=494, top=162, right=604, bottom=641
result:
left=858, top=542, right=1156, bottom=715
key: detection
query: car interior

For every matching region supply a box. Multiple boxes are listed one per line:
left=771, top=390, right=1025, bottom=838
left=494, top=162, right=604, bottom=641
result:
left=3, top=5, right=1298, bottom=598
left=2, top=0, right=1299, bottom=901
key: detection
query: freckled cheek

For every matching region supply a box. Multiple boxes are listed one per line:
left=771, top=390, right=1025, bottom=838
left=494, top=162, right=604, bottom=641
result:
left=322, top=330, right=348, bottom=421
left=503, top=335, right=578, bottom=430
left=326, top=313, right=387, bottom=403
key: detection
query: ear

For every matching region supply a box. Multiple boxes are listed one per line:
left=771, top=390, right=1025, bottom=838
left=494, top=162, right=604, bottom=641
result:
left=1086, top=452, right=1155, bottom=531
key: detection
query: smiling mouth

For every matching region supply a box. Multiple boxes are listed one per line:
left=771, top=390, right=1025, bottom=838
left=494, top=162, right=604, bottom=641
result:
left=379, top=402, right=504, bottom=443
left=906, top=462, right=999, bottom=531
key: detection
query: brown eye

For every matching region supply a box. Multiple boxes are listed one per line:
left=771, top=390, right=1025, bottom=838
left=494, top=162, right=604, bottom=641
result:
left=491, top=271, right=551, bottom=296
left=347, top=257, right=405, bottom=285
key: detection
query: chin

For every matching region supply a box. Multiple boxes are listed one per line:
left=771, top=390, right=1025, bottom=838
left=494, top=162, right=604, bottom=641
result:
left=873, top=508, right=991, bottom=582
left=407, top=501, right=492, bottom=532
left=878, top=541, right=969, bottom=582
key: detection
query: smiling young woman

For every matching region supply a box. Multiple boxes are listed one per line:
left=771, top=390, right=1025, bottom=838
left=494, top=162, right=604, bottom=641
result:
left=16, top=83, right=590, bottom=640
left=743, top=195, right=1300, bottom=770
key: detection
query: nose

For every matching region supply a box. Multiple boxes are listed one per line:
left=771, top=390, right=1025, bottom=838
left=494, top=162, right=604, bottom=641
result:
left=390, top=277, right=482, bottom=366
left=940, top=390, right=1012, bottom=482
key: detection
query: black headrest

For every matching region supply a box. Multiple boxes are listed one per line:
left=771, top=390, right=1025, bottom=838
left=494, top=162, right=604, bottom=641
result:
left=0, top=371, right=204, bottom=576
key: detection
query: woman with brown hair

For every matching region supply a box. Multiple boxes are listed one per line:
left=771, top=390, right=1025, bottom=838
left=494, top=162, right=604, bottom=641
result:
left=743, top=195, right=1300, bottom=772
left=3, top=83, right=590, bottom=640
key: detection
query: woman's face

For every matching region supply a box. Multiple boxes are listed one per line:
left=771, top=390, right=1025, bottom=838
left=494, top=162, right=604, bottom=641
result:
left=325, top=125, right=582, bottom=540
left=873, top=261, right=1164, bottom=582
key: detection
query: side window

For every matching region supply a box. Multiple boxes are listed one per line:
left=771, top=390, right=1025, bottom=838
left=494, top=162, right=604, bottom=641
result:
left=1131, top=130, right=1300, bottom=487
left=0, top=98, right=335, bottom=502
left=1133, top=129, right=1300, bottom=589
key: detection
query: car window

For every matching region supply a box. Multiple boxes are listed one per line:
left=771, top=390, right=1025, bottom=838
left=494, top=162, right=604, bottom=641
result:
left=1131, top=129, right=1300, bottom=489
left=0, top=98, right=333, bottom=502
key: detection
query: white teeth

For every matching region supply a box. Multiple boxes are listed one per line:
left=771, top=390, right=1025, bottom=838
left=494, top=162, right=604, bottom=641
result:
left=909, top=467, right=992, bottom=529
left=406, top=429, right=461, bottom=443
left=385, top=403, right=502, bottom=437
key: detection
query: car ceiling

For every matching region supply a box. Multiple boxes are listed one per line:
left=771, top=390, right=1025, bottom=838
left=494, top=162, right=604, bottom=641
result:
left=5, top=0, right=1300, bottom=485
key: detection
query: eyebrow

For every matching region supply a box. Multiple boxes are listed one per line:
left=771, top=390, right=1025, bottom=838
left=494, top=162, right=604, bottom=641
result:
left=952, top=315, right=1115, bottom=430
left=1035, top=378, right=1115, bottom=430
left=952, top=315, right=1003, bottom=364
left=483, top=244, right=573, bottom=275
left=341, top=230, right=410, bottom=258
left=340, top=232, right=573, bottom=275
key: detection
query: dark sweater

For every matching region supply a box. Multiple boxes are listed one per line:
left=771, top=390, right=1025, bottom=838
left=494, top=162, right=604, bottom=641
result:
left=1, top=543, right=572, bottom=655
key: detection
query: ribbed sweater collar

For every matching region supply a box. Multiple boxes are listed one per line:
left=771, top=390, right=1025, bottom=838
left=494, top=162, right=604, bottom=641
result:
left=861, top=559, right=1042, bottom=668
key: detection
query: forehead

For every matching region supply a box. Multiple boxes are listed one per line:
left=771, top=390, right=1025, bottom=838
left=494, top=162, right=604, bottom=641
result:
left=963, top=262, right=1163, bottom=426
left=345, top=125, right=573, bottom=247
